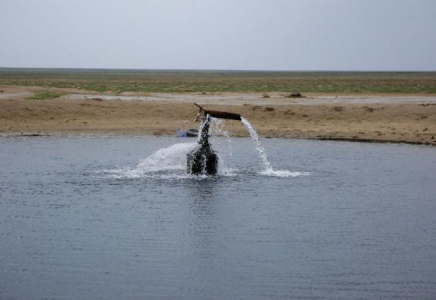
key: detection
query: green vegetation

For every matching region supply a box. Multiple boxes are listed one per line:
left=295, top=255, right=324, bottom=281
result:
left=27, top=92, right=64, bottom=100
left=1, top=69, right=436, bottom=94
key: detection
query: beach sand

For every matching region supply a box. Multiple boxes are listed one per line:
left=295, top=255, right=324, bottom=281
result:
left=1, top=86, right=435, bottom=145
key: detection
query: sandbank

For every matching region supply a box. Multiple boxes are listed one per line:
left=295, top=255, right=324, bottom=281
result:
left=1, top=86, right=435, bottom=146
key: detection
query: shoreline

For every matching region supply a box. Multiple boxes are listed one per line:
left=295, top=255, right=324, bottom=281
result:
left=1, top=132, right=434, bottom=148
left=1, top=86, right=435, bottom=146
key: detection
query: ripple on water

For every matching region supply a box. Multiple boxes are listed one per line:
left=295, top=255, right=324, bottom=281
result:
left=2, top=135, right=435, bottom=300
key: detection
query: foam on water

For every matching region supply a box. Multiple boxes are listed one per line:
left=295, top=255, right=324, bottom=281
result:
left=260, top=169, right=311, bottom=178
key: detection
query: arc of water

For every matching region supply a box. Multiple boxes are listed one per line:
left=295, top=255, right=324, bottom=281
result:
left=241, top=117, right=273, bottom=171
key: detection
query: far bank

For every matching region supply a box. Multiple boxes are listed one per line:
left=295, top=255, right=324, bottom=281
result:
left=1, top=88, right=435, bottom=146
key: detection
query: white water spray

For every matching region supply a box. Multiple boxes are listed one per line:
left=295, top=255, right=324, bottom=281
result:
left=210, top=118, right=233, bottom=157
left=100, top=116, right=309, bottom=179
left=101, top=141, right=238, bottom=179
left=241, top=117, right=273, bottom=171
left=102, top=143, right=197, bottom=179
left=241, top=117, right=308, bottom=177
left=136, top=143, right=197, bottom=172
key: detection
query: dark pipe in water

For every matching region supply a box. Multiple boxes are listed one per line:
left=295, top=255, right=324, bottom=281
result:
left=187, top=104, right=241, bottom=175
left=187, top=114, right=218, bottom=175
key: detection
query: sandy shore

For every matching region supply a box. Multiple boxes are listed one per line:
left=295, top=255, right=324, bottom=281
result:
left=1, top=86, right=435, bottom=145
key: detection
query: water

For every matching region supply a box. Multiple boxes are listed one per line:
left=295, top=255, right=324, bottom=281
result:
left=241, top=117, right=302, bottom=177
left=1, top=135, right=436, bottom=300
left=241, top=117, right=273, bottom=171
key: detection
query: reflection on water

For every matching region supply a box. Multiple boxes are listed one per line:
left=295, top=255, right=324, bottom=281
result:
left=1, top=136, right=436, bottom=300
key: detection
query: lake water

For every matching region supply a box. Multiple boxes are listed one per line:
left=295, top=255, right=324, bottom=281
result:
left=1, top=135, right=436, bottom=300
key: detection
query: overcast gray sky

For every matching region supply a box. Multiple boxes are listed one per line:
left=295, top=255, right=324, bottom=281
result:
left=1, top=0, right=435, bottom=71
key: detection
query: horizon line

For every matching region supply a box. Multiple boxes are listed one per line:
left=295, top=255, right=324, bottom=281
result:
left=0, top=67, right=435, bottom=73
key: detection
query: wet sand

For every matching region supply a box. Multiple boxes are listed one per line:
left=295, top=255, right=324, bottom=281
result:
left=1, top=86, right=435, bottom=145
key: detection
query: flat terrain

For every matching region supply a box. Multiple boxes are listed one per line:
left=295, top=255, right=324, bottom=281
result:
left=1, top=70, right=436, bottom=145
left=1, top=69, right=436, bottom=94
left=1, top=86, right=436, bottom=145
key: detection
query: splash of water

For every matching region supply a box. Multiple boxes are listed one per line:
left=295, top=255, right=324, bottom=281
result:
left=100, top=116, right=308, bottom=180
left=241, top=117, right=307, bottom=178
left=210, top=118, right=233, bottom=157
left=103, top=143, right=197, bottom=179
left=101, top=142, right=238, bottom=180
left=136, top=142, right=197, bottom=172
left=241, top=117, right=273, bottom=171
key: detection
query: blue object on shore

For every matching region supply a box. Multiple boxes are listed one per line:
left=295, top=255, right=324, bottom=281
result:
left=176, top=129, right=198, bottom=138
left=176, top=129, right=186, bottom=137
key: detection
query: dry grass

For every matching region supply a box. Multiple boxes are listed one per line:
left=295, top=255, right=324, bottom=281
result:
left=1, top=69, right=435, bottom=94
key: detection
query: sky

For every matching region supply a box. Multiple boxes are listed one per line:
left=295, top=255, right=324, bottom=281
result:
left=1, top=0, right=435, bottom=71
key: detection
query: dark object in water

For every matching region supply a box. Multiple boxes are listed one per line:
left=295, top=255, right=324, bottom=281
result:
left=186, top=129, right=199, bottom=137
left=187, top=104, right=241, bottom=175
left=187, top=115, right=218, bottom=175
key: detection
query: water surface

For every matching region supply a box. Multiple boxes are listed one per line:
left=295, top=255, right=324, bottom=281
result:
left=1, top=136, right=435, bottom=300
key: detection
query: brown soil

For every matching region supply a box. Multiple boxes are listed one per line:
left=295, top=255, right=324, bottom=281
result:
left=1, top=86, right=436, bottom=146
